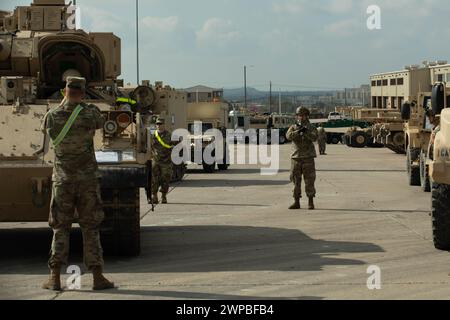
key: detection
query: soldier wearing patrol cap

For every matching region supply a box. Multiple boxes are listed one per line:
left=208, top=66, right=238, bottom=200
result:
left=150, top=117, right=175, bottom=204
left=286, top=107, right=319, bottom=210
left=41, top=76, right=114, bottom=291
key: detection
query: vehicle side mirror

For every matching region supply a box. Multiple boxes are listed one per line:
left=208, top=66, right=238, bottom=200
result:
left=401, top=102, right=411, bottom=121
left=432, top=83, right=445, bottom=115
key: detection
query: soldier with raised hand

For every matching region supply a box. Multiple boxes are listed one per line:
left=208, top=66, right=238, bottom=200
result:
left=41, top=77, right=114, bottom=291
left=286, top=107, right=319, bottom=210
left=317, top=125, right=327, bottom=155
left=150, top=118, right=175, bottom=204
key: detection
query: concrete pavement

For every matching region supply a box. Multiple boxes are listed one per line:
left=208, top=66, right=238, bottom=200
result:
left=1, top=144, right=449, bottom=300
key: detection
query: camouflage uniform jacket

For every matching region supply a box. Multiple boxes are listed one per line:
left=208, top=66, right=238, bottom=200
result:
left=317, top=127, right=327, bottom=142
left=42, top=101, right=105, bottom=183
left=150, top=130, right=174, bottom=164
left=286, top=120, right=318, bottom=159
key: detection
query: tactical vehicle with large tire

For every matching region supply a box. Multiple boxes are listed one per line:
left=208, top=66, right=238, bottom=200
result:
left=401, top=93, right=433, bottom=191
left=428, top=82, right=450, bottom=250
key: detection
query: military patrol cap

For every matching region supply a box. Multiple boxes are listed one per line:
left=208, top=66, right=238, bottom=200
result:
left=66, top=76, right=86, bottom=90
left=296, top=106, right=310, bottom=116
left=156, top=118, right=165, bottom=125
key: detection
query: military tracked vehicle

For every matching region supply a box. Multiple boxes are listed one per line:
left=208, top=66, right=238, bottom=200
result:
left=0, top=0, right=150, bottom=256
left=119, top=81, right=188, bottom=181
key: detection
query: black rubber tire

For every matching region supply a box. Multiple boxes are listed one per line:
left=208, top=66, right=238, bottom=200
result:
left=218, top=164, right=229, bottom=171
left=351, top=132, right=368, bottom=148
left=407, top=148, right=421, bottom=186
left=101, top=188, right=141, bottom=257
left=420, top=151, right=431, bottom=192
left=432, top=183, right=450, bottom=250
left=279, top=135, right=287, bottom=145
left=331, top=135, right=340, bottom=145
left=203, top=162, right=216, bottom=173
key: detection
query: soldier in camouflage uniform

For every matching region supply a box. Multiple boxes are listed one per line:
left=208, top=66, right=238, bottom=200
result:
left=41, top=77, right=114, bottom=291
left=150, top=118, right=175, bottom=204
left=317, top=125, right=327, bottom=155
left=286, top=107, right=319, bottom=210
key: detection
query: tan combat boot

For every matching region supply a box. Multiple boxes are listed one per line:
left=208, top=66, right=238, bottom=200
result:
left=42, top=267, right=61, bottom=291
left=92, top=267, right=115, bottom=291
left=289, top=198, right=301, bottom=210
left=161, top=193, right=168, bottom=204
left=152, top=193, right=159, bottom=204
left=308, top=197, right=315, bottom=210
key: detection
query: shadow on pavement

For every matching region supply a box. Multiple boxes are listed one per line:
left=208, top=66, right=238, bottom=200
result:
left=71, top=289, right=323, bottom=300
left=178, top=179, right=290, bottom=188
left=0, top=225, right=383, bottom=275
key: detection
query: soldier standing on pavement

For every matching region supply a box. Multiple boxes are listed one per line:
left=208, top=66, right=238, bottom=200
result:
left=286, top=107, right=319, bottom=210
left=150, top=118, right=175, bottom=204
left=41, top=77, right=114, bottom=291
left=317, top=125, right=327, bottom=155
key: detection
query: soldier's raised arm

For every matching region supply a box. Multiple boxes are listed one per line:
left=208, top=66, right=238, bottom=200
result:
left=286, top=124, right=300, bottom=142
left=41, top=111, right=53, bottom=135
left=92, top=104, right=106, bottom=130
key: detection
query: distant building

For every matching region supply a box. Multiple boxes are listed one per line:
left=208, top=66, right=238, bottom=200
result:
left=334, top=85, right=370, bottom=107
left=184, top=85, right=224, bottom=103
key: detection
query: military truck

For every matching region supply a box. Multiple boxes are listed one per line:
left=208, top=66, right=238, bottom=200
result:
left=0, top=0, right=149, bottom=256
left=266, top=113, right=296, bottom=145
left=401, top=92, right=433, bottom=191
left=187, top=101, right=230, bottom=173
left=119, top=81, right=188, bottom=181
left=341, top=108, right=404, bottom=152
left=427, top=82, right=450, bottom=250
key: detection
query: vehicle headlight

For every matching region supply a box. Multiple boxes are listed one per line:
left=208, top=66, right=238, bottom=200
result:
left=95, top=151, right=136, bottom=163
left=96, top=151, right=120, bottom=163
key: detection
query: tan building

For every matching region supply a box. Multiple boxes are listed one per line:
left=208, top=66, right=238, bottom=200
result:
left=184, top=85, right=224, bottom=103
left=429, top=63, right=450, bottom=87
left=334, top=85, right=370, bottom=107
left=370, top=65, right=432, bottom=109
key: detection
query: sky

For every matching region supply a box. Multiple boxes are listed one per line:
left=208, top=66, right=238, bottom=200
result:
left=3, top=0, right=450, bottom=90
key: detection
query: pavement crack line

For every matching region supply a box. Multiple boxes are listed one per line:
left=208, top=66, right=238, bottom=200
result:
left=364, top=201, right=432, bottom=242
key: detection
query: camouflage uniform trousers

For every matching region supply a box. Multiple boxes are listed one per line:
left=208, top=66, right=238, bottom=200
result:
left=48, top=180, right=105, bottom=270
left=290, top=158, right=316, bottom=199
left=152, top=161, right=173, bottom=194
left=318, top=139, right=327, bottom=155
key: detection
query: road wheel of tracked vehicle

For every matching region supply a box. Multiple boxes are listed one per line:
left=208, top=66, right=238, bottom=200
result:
left=351, top=132, right=368, bottom=148
left=407, top=148, right=421, bottom=186
left=420, top=151, right=431, bottom=192
left=432, top=183, right=450, bottom=250
left=100, top=188, right=141, bottom=257
left=203, top=161, right=216, bottom=173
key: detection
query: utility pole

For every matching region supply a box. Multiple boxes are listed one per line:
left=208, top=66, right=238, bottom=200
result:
left=344, top=88, right=347, bottom=107
left=136, top=0, right=140, bottom=85
left=244, top=65, right=247, bottom=110
left=279, top=90, right=282, bottom=115
left=269, top=81, right=272, bottom=114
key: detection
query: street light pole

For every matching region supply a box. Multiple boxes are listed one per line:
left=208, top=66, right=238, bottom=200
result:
left=136, top=0, right=140, bottom=86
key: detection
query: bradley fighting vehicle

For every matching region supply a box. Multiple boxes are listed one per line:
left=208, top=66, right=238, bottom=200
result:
left=119, top=81, right=188, bottom=181
left=0, top=0, right=152, bottom=256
